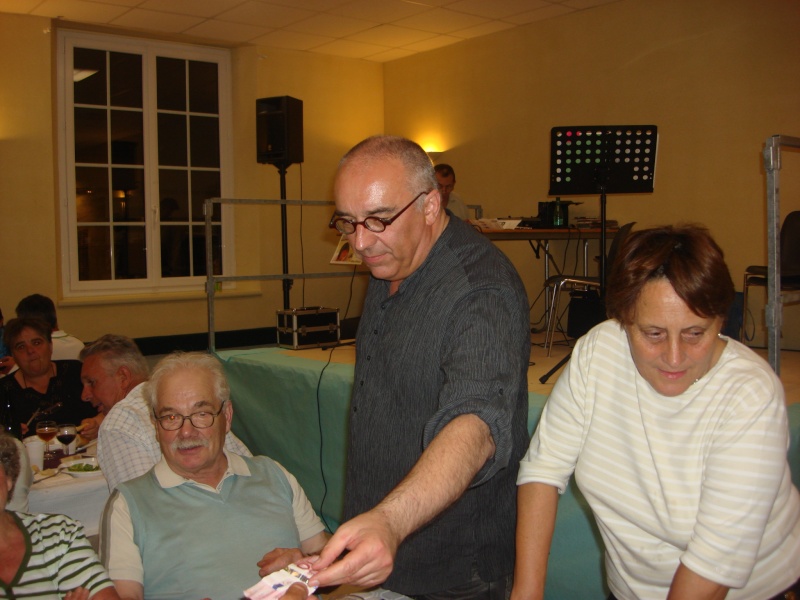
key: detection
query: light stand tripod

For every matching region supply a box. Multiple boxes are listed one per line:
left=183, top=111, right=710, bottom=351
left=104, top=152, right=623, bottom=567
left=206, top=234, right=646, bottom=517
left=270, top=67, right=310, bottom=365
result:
left=539, top=125, right=658, bottom=384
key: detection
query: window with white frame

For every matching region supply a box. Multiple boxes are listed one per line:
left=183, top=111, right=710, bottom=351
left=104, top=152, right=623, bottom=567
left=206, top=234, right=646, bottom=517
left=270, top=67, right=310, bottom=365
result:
left=57, top=30, right=233, bottom=297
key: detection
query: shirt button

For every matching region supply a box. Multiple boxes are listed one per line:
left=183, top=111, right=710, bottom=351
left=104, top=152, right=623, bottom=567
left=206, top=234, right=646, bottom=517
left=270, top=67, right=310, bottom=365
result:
left=366, top=355, right=371, bottom=360
left=373, top=329, right=378, bottom=334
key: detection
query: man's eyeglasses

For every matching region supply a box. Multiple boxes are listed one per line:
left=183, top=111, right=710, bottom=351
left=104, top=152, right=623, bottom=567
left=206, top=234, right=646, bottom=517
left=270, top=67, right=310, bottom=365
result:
left=154, top=401, right=226, bottom=431
left=329, top=191, right=429, bottom=235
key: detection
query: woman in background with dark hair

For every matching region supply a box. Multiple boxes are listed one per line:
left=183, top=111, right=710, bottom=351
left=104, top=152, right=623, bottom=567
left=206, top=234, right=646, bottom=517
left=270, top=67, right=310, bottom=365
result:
left=513, top=225, right=800, bottom=600
left=0, top=317, right=98, bottom=439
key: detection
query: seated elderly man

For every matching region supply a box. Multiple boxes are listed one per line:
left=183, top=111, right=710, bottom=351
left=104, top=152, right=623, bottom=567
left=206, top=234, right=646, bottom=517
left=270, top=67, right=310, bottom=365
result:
left=101, top=352, right=327, bottom=600
left=80, top=334, right=251, bottom=490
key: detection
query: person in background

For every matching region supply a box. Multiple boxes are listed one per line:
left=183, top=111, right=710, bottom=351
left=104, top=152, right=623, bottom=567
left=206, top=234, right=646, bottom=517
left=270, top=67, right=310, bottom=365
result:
left=513, top=225, right=800, bottom=600
left=80, top=334, right=251, bottom=490
left=0, top=434, right=119, bottom=599
left=16, top=293, right=85, bottom=361
left=0, top=317, right=99, bottom=439
left=0, top=307, right=10, bottom=375
left=434, top=163, right=470, bottom=220
left=101, top=352, right=327, bottom=599
left=309, top=136, right=530, bottom=598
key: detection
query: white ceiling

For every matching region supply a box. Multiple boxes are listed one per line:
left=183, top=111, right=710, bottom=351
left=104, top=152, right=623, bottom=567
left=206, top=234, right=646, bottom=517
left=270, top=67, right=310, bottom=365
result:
left=3, top=0, right=622, bottom=62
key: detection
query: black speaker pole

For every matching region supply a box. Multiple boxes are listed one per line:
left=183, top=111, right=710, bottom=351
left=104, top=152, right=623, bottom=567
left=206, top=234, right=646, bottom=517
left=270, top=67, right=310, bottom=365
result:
left=277, top=163, right=292, bottom=310
left=599, top=184, right=608, bottom=297
left=540, top=351, right=570, bottom=384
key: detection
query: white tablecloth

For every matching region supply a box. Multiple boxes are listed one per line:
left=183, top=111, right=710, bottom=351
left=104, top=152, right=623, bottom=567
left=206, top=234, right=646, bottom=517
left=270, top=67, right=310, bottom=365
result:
left=29, top=472, right=109, bottom=537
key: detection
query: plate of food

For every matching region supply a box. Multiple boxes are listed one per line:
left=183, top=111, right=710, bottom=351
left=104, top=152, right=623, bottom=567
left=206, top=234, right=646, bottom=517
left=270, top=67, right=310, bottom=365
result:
left=60, top=456, right=102, bottom=478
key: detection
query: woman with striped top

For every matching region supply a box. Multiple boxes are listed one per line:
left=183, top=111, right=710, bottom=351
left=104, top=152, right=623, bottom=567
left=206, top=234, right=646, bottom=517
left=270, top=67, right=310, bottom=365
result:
left=0, top=434, right=119, bottom=599
left=513, top=225, right=800, bottom=600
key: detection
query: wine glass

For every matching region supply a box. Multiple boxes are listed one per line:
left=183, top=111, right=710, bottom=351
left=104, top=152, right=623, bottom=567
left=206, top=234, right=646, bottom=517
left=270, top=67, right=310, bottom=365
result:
left=36, top=420, right=58, bottom=460
left=57, top=423, right=77, bottom=456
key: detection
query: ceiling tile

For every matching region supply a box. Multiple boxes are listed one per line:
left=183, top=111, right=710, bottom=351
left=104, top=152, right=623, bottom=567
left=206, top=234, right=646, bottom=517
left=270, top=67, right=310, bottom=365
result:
left=265, top=0, right=354, bottom=11
left=402, top=33, right=462, bottom=52
left=138, top=0, right=245, bottom=19
left=30, top=0, right=130, bottom=23
left=251, top=29, right=335, bottom=50
left=285, top=12, right=376, bottom=37
left=311, top=38, right=392, bottom=59
left=111, top=8, right=206, bottom=32
left=393, top=8, right=489, bottom=34
left=450, top=20, right=516, bottom=40
left=364, top=47, right=417, bottom=62
left=446, top=0, right=552, bottom=20
left=1, top=0, right=45, bottom=12
left=184, top=19, right=273, bottom=43
left=348, top=24, right=437, bottom=46
left=331, top=0, right=431, bottom=22
left=216, top=1, right=315, bottom=27
left=505, top=3, right=574, bottom=24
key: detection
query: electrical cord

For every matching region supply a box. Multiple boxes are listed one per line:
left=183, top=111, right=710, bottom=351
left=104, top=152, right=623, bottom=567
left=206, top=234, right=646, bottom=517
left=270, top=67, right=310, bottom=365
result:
left=313, top=263, right=358, bottom=532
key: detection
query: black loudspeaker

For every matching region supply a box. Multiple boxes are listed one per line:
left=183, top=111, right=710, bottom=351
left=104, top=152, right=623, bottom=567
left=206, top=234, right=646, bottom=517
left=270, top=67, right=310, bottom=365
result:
left=567, top=290, right=606, bottom=339
left=256, top=96, right=303, bottom=166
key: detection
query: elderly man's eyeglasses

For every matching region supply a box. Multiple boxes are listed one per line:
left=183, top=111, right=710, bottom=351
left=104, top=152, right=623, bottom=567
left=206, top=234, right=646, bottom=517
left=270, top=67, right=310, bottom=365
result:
left=154, top=402, right=226, bottom=431
left=329, top=191, right=429, bottom=235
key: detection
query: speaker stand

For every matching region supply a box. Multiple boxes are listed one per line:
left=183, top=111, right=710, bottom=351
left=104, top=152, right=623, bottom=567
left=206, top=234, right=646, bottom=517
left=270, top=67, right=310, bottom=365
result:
left=277, top=163, right=292, bottom=310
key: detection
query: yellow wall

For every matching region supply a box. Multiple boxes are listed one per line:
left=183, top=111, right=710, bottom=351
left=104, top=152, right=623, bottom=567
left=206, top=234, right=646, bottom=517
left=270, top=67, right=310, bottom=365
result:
left=0, top=13, right=381, bottom=343
left=384, top=0, right=800, bottom=346
left=2, top=0, right=799, bottom=347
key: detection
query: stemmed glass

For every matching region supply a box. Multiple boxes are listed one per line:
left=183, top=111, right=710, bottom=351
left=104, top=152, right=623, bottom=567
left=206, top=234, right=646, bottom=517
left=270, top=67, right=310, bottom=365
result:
left=57, top=423, right=77, bottom=456
left=36, top=420, right=58, bottom=460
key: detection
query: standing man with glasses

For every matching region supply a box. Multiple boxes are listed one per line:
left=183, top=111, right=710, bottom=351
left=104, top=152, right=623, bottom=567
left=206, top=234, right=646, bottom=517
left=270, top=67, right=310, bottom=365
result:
left=101, top=352, right=328, bottom=600
left=306, top=136, right=531, bottom=599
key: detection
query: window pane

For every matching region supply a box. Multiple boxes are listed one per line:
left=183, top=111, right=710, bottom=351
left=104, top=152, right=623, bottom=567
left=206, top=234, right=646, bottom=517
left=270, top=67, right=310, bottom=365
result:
left=78, top=226, right=111, bottom=280
left=189, top=115, right=219, bottom=168
left=110, top=52, right=142, bottom=108
left=76, top=167, right=109, bottom=222
left=157, top=57, right=185, bottom=111
left=74, top=107, right=108, bottom=164
left=114, top=226, right=147, bottom=279
left=189, top=61, right=218, bottom=114
left=112, top=168, right=145, bottom=222
left=191, top=170, right=221, bottom=221
left=158, top=113, right=187, bottom=166
left=110, top=111, right=143, bottom=165
left=73, top=48, right=106, bottom=106
left=161, top=224, right=190, bottom=277
left=159, top=169, right=189, bottom=221
left=193, top=224, right=222, bottom=276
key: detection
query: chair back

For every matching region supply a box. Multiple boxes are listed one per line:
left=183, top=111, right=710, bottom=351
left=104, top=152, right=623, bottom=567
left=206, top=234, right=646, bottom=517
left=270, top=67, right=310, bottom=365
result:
left=606, top=221, right=636, bottom=268
left=780, top=211, right=800, bottom=276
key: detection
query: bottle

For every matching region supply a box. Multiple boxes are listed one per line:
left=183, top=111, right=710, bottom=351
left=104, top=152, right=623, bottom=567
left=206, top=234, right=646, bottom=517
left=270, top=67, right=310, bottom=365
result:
left=553, top=197, right=564, bottom=227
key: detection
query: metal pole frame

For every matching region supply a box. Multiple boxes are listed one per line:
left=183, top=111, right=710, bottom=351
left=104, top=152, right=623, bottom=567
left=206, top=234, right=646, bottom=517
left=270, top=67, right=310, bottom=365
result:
left=204, top=197, right=368, bottom=352
left=762, top=134, right=800, bottom=374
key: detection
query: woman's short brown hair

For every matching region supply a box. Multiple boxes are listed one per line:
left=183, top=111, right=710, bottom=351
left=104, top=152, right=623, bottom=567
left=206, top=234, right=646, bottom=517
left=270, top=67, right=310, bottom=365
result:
left=3, top=317, right=52, bottom=350
left=605, top=224, right=735, bottom=325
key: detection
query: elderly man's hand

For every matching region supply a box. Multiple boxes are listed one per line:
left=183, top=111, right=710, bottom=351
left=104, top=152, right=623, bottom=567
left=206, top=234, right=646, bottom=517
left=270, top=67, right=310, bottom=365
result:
left=63, top=587, right=91, bottom=600
left=257, top=547, right=305, bottom=577
left=79, top=415, right=102, bottom=440
left=308, top=510, right=399, bottom=589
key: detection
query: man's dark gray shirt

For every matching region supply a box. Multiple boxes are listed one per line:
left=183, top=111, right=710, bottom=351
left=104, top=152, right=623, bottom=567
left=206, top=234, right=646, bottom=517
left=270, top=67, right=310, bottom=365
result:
left=344, top=215, right=531, bottom=596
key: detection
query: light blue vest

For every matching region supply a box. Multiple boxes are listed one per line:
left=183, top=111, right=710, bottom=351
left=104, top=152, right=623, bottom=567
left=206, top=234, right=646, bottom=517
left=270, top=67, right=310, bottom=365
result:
left=118, top=455, right=300, bottom=600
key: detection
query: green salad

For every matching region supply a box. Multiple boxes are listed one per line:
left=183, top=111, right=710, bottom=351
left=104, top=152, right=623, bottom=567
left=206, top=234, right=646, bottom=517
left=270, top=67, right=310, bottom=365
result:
left=67, top=463, right=101, bottom=472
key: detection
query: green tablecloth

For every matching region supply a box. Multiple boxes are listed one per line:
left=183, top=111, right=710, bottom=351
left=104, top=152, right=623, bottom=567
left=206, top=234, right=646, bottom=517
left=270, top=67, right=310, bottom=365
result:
left=217, top=347, right=800, bottom=599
